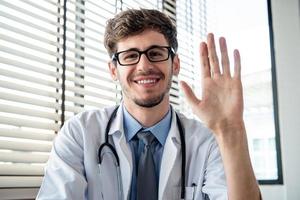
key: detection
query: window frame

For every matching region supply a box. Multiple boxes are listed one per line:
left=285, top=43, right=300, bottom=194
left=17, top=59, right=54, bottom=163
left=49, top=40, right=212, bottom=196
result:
left=258, top=0, right=283, bottom=185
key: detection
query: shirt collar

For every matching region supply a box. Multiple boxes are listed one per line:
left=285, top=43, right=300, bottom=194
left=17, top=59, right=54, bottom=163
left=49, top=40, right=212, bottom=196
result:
left=122, top=105, right=171, bottom=146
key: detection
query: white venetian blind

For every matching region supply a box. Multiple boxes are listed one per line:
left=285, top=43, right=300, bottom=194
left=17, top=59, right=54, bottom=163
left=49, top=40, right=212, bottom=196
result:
left=162, top=0, right=181, bottom=110
left=176, top=0, right=207, bottom=116
left=63, top=0, right=120, bottom=119
left=0, top=0, right=62, bottom=196
left=121, top=0, right=160, bottom=9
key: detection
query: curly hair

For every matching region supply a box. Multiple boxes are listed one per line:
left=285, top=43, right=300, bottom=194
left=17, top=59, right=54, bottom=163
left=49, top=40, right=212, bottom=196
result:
left=104, top=8, right=178, bottom=57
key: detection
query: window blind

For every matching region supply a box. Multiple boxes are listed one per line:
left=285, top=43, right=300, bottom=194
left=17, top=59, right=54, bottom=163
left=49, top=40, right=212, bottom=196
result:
left=0, top=0, right=63, bottom=198
left=162, top=0, right=181, bottom=110
left=176, top=0, right=207, bottom=116
left=63, top=0, right=120, bottom=117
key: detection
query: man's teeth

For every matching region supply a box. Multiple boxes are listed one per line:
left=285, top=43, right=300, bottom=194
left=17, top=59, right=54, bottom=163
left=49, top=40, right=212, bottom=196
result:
left=137, top=79, right=156, bottom=84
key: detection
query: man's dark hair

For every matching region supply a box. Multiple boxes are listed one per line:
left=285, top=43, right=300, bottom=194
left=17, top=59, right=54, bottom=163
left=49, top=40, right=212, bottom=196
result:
left=104, top=8, right=178, bottom=57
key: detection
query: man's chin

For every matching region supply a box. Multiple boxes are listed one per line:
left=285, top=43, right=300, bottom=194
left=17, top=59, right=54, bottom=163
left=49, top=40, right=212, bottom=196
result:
left=133, top=95, right=165, bottom=108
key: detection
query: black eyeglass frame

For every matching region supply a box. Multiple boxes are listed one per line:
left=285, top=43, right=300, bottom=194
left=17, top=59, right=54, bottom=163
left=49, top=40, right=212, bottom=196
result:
left=111, top=45, right=175, bottom=66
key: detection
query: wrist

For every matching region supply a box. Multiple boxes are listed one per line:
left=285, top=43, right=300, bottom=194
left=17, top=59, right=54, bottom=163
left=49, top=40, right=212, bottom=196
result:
left=213, top=121, right=248, bottom=147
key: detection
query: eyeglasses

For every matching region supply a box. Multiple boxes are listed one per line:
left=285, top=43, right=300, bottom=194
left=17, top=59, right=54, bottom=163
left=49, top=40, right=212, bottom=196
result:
left=112, top=46, right=175, bottom=66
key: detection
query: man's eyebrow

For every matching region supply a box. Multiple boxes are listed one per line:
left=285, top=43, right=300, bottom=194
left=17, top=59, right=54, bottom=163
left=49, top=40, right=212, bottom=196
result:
left=119, top=47, right=139, bottom=52
left=118, top=45, right=166, bottom=52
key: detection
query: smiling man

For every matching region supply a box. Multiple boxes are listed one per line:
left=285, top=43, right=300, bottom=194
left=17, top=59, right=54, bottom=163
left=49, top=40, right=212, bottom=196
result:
left=108, top=30, right=178, bottom=127
left=37, top=9, right=261, bottom=200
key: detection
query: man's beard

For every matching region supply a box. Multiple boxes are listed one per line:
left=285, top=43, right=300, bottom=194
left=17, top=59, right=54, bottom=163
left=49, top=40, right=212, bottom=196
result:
left=133, top=92, right=166, bottom=108
left=119, top=69, right=173, bottom=108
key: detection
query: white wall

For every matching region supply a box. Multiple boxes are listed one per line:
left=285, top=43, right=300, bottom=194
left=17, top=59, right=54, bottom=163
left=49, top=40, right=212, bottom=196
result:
left=260, top=0, right=300, bottom=199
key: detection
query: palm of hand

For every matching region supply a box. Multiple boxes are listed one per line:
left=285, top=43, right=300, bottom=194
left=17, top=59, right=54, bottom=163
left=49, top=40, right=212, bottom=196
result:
left=198, top=76, right=243, bottom=131
left=181, top=33, right=244, bottom=134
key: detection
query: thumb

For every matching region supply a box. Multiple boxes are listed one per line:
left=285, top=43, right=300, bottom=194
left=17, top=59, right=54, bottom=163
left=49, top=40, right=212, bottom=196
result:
left=180, top=81, right=201, bottom=108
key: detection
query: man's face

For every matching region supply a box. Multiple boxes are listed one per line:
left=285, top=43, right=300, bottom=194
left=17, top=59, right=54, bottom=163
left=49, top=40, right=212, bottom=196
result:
left=108, top=30, right=180, bottom=108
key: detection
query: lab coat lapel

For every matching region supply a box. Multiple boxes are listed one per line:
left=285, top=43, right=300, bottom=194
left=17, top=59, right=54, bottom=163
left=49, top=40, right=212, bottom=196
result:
left=108, top=106, right=133, bottom=200
left=159, top=109, right=181, bottom=200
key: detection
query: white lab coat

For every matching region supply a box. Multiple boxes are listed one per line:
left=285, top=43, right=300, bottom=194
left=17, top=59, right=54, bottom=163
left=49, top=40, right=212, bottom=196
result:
left=37, top=105, right=227, bottom=200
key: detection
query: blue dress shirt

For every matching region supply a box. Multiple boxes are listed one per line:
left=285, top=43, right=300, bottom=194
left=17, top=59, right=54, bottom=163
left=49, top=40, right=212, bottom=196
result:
left=122, top=106, right=171, bottom=200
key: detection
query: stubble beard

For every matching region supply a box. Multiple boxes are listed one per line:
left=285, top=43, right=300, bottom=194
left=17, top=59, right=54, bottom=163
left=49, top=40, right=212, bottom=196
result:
left=119, top=70, right=173, bottom=108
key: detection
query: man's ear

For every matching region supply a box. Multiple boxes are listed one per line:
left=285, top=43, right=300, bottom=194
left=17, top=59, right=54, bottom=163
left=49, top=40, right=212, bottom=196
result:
left=108, top=61, right=118, bottom=81
left=172, top=54, right=180, bottom=76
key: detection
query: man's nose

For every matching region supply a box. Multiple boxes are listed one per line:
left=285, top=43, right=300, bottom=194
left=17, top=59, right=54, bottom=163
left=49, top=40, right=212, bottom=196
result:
left=136, top=54, right=153, bottom=70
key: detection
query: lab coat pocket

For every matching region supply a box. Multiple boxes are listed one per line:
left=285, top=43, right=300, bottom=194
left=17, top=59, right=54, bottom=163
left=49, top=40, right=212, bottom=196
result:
left=98, top=146, right=123, bottom=200
left=184, top=186, right=197, bottom=200
left=171, top=186, right=196, bottom=200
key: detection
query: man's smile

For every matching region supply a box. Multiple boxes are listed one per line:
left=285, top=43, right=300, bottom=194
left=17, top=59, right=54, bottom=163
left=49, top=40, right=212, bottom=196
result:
left=132, top=74, right=163, bottom=87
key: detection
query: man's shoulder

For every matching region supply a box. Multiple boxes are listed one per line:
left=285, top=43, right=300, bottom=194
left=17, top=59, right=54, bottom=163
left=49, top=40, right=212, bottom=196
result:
left=69, top=105, right=118, bottom=124
left=58, top=105, right=119, bottom=140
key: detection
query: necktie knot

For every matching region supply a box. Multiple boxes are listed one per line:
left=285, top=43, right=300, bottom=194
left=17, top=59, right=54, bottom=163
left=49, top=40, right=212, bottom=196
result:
left=137, top=131, right=156, bottom=147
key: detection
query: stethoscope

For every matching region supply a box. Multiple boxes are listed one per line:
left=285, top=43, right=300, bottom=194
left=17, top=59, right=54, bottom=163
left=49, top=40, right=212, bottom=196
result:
left=98, top=106, right=187, bottom=199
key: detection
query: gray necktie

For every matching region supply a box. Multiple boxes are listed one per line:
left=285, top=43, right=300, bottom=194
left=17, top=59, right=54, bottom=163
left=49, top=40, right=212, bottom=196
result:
left=136, top=131, right=158, bottom=200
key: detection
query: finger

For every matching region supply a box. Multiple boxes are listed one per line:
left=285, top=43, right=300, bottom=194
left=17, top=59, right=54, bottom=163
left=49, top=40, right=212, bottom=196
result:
left=207, top=33, right=221, bottom=76
left=233, top=49, right=241, bottom=79
left=200, top=42, right=210, bottom=79
left=219, top=37, right=231, bottom=77
left=180, top=81, right=201, bottom=107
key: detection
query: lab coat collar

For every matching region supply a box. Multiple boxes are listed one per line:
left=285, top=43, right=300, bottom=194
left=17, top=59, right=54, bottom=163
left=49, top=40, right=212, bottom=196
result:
left=107, top=104, right=123, bottom=136
left=106, top=104, right=133, bottom=200
left=159, top=107, right=182, bottom=199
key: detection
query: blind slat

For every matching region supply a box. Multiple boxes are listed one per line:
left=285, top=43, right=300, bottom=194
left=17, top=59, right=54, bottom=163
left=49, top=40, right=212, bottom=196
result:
left=0, top=151, right=49, bottom=163
left=0, top=188, right=39, bottom=200
left=0, top=163, right=44, bottom=175
left=0, top=116, right=60, bottom=131
left=0, top=128, right=55, bottom=141
left=0, top=91, right=60, bottom=111
left=0, top=80, right=61, bottom=99
left=0, top=104, right=59, bottom=121
left=0, top=176, right=43, bottom=188
left=0, top=138, right=52, bottom=152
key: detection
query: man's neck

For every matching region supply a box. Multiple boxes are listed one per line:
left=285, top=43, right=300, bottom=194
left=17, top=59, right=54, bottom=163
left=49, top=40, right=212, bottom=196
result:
left=123, top=99, right=170, bottom=127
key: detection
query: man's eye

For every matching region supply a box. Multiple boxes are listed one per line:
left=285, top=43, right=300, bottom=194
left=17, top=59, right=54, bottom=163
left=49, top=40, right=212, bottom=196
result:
left=122, top=53, right=139, bottom=61
left=148, top=50, right=164, bottom=59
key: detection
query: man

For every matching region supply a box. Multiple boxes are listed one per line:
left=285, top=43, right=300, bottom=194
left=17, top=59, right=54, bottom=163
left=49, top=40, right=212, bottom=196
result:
left=37, top=9, right=260, bottom=200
